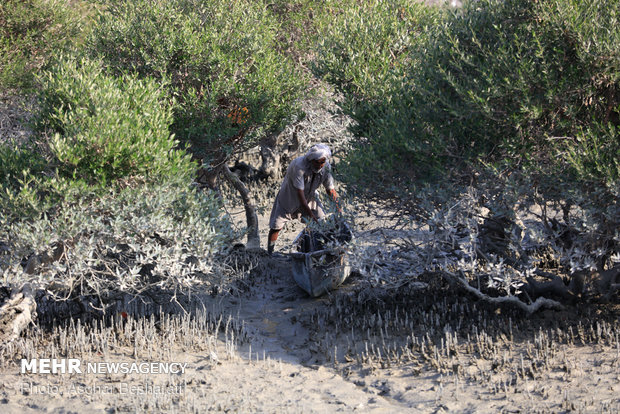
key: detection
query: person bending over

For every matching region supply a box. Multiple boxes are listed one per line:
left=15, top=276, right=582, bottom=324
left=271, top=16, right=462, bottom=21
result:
left=267, top=143, right=339, bottom=255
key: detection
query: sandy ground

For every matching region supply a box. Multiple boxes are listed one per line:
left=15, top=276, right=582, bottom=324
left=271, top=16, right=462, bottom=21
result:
left=0, top=254, right=399, bottom=413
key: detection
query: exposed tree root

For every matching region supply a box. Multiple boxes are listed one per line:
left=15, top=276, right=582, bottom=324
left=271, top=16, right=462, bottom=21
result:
left=441, top=270, right=565, bottom=314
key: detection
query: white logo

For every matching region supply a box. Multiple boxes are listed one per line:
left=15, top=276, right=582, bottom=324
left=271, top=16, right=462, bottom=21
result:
left=20, top=359, right=187, bottom=375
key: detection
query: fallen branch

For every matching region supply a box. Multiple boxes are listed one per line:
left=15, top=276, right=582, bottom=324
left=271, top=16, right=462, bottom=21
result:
left=0, top=284, right=36, bottom=346
left=441, top=270, right=564, bottom=314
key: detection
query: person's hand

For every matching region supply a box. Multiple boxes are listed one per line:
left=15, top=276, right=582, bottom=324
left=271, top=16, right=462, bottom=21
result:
left=329, top=189, right=341, bottom=213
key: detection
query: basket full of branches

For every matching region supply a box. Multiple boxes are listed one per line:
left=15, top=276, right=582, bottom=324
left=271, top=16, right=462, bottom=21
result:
left=290, top=216, right=353, bottom=297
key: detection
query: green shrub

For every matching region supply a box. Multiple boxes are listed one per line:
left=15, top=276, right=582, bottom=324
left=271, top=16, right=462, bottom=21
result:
left=0, top=138, right=50, bottom=220
left=310, top=0, right=441, bottom=188
left=563, top=122, right=620, bottom=183
left=315, top=0, right=619, bottom=189
left=313, top=0, right=434, bottom=100
left=409, top=0, right=619, bottom=177
left=86, top=0, right=307, bottom=163
left=36, top=57, right=195, bottom=185
left=0, top=141, right=46, bottom=190
left=0, top=0, right=90, bottom=90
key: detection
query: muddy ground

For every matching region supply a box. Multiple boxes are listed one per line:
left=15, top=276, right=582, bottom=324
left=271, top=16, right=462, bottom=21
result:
left=0, top=203, right=619, bottom=413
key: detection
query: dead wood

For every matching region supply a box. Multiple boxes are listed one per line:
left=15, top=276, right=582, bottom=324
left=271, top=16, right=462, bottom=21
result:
left=196, top=165, right=222, bottom=191
left=478, top=214, right=512, bottom=257
left=525, top=272, right=575, bottom=302
left=0, top=284, right=36, bottom=347
left=23, top=241, right=65, bottom=275
left=34, top=288, right=196, bottom=326
left=441, top=270, right=564, bottom=314
left=525, top=265, right=620, bottom=303
left=258, top=133, right=283, bottom=179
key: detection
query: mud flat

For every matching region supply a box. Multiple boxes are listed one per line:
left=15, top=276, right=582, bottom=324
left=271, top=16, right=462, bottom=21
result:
left=1, top=205, right=619, bottom=413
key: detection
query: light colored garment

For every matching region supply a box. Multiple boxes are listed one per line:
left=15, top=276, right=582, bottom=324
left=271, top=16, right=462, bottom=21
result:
left=269, top=198, right=326, bottom=230
left=269, top=153, right=335, bottom=229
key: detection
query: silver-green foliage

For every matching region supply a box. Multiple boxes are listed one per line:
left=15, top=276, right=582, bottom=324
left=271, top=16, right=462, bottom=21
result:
left=415, top=177, right=619, bottom=305
left=1, top=180, right=236, bottom=297
left=333, top=170, right=617, bottom=309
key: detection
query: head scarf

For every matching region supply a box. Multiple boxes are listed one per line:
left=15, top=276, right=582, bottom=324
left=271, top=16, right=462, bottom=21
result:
left=305, top=143, right=332, bottom=162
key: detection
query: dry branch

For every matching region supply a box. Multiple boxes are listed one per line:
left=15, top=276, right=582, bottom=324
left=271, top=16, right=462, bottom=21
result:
left=441, top=270, right=564, bottom=314
left=526, top=270, right=576, bottom=301
left=0, top=284, right=36, bottom=346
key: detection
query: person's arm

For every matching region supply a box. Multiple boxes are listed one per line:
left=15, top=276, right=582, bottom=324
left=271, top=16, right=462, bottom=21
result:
left=296, top=188, right=318, bottom=222
left=322, top=166, right=340, bottom=212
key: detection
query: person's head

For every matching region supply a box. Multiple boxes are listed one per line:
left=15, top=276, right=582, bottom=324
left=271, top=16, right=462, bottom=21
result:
left=305, top=144, right=331, bottom=172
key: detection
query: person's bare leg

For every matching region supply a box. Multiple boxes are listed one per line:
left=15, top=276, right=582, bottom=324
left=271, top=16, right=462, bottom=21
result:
left=267, top=228, right=280, bottom=255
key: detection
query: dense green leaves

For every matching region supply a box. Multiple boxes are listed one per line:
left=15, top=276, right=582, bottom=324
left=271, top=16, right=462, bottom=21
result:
left=86, top=0, right=307, bottom=162
left=2, top=0, right=618, bottom=247
left=311, top=0, right=443, bottom=186
left=0, top=142, right=46, bottom=191
left=314, top=0, right=620, bottom=188
left=0, top=141, right=51, bottom=220
left=36, top=57, right=195, bottom=185
left=417, top=0, right=619, bottom=176
left=0, top=0, right=90, bottom=90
